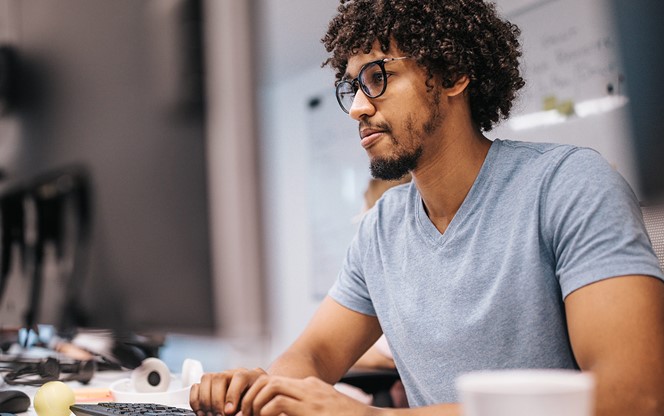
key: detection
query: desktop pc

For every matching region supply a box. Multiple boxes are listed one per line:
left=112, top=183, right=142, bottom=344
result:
left=0, top=0, right=266, bottom=335
left=0, top=0, right=214, bottom=335
left=0, top=0, right=266, bottom=409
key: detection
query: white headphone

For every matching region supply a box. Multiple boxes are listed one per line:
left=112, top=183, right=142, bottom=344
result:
left=131, top=358, right=203, bottom=393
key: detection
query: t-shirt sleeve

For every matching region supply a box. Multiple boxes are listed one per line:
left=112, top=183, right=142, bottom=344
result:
left=328, top=213, right=377, bottom=316
left=543, top=148, right=664, bottom=298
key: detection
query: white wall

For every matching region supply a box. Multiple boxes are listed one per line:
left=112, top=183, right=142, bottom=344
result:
left=259, top=66, right=338, bottom=358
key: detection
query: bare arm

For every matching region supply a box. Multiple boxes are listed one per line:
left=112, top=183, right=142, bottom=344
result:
left=268, top=296, right=383, bottom=381
left=191, top=296, right=385, bottom=415
left=565, top=275, right=664, bottom=416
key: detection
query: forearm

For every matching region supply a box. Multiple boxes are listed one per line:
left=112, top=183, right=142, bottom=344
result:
left=592, top=366, right=664, bottom=416
left=266, top=297, right=382, bottom=384
left=267, top=348, right=341, bottom=383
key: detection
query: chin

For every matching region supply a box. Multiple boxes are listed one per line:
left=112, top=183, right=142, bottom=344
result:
left=369, top=148, right=422, bottom=181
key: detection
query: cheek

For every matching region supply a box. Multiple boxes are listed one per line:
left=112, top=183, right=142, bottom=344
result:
left=391, top=113, right=422, bottom=148
left=384, top=85, right=439, bottom=143
left=403, top=115, right=416, bottom=136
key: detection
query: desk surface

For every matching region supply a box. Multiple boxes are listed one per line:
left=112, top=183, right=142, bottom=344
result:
left=6, top=371, right=192, bottom=416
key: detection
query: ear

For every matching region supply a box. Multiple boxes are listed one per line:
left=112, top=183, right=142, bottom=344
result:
left=445, top=75, right=470, bottom=97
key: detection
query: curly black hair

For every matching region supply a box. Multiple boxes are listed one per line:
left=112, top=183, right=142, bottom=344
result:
left=322, top=0, right=525, bottom=132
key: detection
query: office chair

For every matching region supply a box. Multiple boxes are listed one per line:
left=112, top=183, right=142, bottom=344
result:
left=339, top=368, right=401, bottom=407
left=641, top=204, right=664, bottom=269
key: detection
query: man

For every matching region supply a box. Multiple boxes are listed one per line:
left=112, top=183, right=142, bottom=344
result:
left=190, top=0, right=664, bottom=415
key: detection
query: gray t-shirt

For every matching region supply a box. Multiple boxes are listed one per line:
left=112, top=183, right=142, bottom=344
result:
left=329, top=139, right=663, bottom=407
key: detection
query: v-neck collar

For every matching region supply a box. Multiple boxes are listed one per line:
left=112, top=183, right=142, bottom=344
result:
left=413, top=139, right=501, bottom=246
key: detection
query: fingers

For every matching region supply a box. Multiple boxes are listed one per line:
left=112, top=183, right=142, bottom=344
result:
left=189, top=368, right=267, bottom=416
left=245, top=376, right=313, bottom=416
left=189, top=371, right=231, bottom=415
left=226, top=368, right=266, bottom=413
left=237, top=375, right=363, bottom=416
left=189, top=383, right=200, bottom=412
left=248, top=376, right=282, bottom=415
left=259, top=395, right=300, bottom=416
left=194, top=373, right=214, bottom=414
left=210, top=374, right=229, bottom=413
left=260, top=376, right=372, bottom=416
left=194, top=374, right=369, bottom=416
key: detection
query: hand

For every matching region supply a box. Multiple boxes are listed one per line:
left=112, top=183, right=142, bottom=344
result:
left=239, top=375, right=376, bottom=416
left=190, top=367, right=268, bottom=415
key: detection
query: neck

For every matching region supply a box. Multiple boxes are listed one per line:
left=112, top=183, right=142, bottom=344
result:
left=411, top=127, right=491, bottom=234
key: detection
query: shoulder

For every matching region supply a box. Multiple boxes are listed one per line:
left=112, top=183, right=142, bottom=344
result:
left=498, top=139, right=640, bottom=222
left=494, top=139, right=620, bottom=190
left=494, top=138, right=596, bottom=167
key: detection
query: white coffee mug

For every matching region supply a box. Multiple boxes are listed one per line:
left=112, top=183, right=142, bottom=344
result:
left=456, top=369, right=594, bottom=416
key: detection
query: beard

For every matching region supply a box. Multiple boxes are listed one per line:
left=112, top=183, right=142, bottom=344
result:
left=370, top=146, right=423, bottom=180
left=369, top=89, right=442, bottom=180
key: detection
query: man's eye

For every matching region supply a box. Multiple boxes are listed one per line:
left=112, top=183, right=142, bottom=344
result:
left=365, top=70, right=384, bottom=87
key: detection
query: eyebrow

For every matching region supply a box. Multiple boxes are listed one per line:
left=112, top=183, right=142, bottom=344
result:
left=341, top=67, right=359, bottom=81
left=342, top=56, right=388, bottom=80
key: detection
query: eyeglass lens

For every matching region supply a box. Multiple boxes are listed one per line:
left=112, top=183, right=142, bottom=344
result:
left=336, top=60, right=387, bottom=113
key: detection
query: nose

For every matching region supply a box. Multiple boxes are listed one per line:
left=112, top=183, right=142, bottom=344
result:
left=348, top=89, right=376, bottom=121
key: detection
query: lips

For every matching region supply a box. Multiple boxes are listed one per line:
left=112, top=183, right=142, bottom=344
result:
left=360, top=128, right=387, bottom=148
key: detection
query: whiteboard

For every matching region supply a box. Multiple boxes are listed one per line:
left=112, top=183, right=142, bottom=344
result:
left=305, top=92, right=371, bottom=299
left=490, top=0, right=640, bottom=195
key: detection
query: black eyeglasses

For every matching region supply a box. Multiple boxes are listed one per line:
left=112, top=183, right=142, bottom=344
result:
left=335, top=56, right=410, bottom=114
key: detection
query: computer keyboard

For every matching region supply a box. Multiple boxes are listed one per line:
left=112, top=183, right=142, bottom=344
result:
left=70, top=402, right=196, bottom=416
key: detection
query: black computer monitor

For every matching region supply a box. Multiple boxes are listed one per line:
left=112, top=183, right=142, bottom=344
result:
left=0, top=0, right=263, bottom=336
left=610, top=0, right=664, bottom=202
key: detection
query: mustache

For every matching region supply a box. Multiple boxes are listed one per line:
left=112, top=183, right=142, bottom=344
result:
left=358, top=121, right=392, bottom=134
